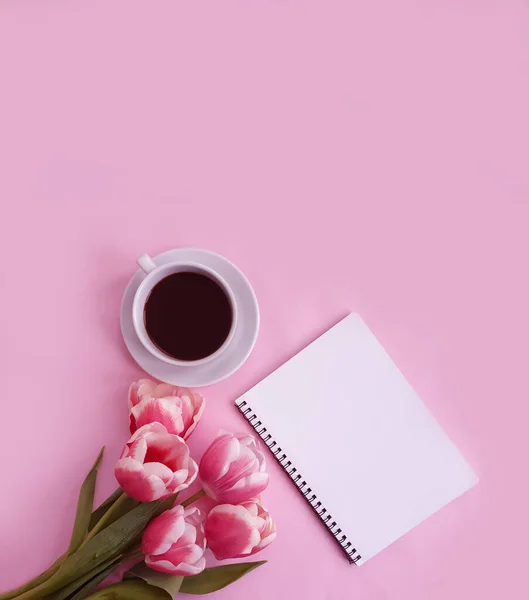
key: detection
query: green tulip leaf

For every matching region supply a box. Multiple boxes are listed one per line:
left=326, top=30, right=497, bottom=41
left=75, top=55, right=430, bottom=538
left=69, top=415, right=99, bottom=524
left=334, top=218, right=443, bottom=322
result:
left=18, top=495, right=177, bottom=600
left=57, top=498, right=171, bottom=580
left=89, top=488, right=124, bottom=531
left=67, top=447, right=105, bottom=555
left=44, top=556, right=119, bottom=600
left=128, top=562, right=183, bottom=599
left=87, top=493, right=141, bottom=539
left=0, top=488, right=136, bottom=600
left=179, top=561, right=267, bottom=595
left=67, top=559, right=122, bottom=600
left=77, top=580, right=170, bottom=600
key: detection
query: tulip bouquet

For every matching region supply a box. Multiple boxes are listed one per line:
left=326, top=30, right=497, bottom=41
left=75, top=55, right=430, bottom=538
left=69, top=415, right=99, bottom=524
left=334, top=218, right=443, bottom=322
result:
left=1, top=379, right=276, bottom=600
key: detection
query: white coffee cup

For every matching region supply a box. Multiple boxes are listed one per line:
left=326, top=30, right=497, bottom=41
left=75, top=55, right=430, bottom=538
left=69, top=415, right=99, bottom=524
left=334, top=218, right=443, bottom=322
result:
left=133, top=253, right=238, bottom=367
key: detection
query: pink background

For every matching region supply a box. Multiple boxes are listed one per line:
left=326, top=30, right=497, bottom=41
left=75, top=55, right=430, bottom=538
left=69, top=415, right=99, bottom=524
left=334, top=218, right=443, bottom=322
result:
left=1, top=1, right=528, bottom=598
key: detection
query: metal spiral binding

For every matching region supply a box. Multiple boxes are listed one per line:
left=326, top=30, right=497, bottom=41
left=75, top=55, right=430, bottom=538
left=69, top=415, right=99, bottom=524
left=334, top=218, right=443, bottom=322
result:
left=235, top=398, right=362, bottom=565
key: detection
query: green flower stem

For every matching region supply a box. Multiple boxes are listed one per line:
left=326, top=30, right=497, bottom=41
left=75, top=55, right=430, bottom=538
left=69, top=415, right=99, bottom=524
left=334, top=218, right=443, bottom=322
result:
left=9, top=572, right=60, bottom=600
left=82, top=580, right=163, bottom=599
left=89, top=488, right=122, bottom=531
left=181, top=489, right=206, bottom=507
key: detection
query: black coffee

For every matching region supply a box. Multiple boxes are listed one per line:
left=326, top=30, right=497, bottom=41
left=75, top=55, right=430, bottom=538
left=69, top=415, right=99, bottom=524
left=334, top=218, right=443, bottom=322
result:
left=144, top=271, right=233, bottom=361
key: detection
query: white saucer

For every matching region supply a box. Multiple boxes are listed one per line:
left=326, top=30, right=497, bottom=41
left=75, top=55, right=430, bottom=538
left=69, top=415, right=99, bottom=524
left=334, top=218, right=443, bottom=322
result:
left=120, top=248, right=260, bottom=387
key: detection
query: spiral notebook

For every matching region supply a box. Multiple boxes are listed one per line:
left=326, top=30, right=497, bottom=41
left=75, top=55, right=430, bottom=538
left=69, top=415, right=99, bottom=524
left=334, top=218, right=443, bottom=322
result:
left=235, top=313, right=478, bottom=565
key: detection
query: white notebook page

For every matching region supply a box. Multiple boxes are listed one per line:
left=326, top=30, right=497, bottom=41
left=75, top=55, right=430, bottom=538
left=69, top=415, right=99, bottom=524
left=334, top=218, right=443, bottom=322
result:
left=236, top=313, right=478, bottom=564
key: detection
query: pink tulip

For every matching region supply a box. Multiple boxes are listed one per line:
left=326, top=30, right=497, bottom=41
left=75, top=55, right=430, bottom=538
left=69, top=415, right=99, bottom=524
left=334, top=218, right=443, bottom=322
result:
left=205, top=500, right=276, bottom=560
left=129, top=379, right=205, bottom=440
left=142, top=505, right=206, bottom=575
left=115, top=423, right=198, bottom=502
left=199, top=432, right=269, bottom=503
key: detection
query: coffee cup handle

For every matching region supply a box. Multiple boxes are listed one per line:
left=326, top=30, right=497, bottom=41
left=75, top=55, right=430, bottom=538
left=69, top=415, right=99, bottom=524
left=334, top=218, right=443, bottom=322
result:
left=137, top=253, right=157, bottom=274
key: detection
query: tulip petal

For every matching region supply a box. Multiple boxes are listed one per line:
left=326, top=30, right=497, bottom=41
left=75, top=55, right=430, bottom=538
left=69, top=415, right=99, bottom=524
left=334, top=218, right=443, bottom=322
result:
left=215, top=451, right=259, bottom=493
left=129, top=422, right=168, bottom=443
left=200, top=432, right=268, bottom=504
left=255, top=530, right=277, bottom=552
left=152, top=383, right=177, bottom=398
left=159, top=542, right=204, bottom=567
left=142, top=461, right=174, bottom=485
left=206, top=504, right=261, bottom=560
left=183, top=507, right=205, bottom=533
left=163, top=437, right=192, bottom=470
left=144, top=432, right=184, bottom=465
left=117, top=424, right=196, bottom=502
left=146, top=556, right=206, bottom=576
left=239, top=435, right=267, bottom=471
left=173, top=556, right=206, bottom=576
left=176, top=522, right=197, bottom=547
left=179, top=395, right=194, bottom=428
left=143, top=505, right=206, bottom=576
left=199, top=435, right=240, bottom=483
left=129, top=382, right=205, bottom=439
left=181, top=393, right=205, bottom=439
left=223, top=472, right=270, bottom=504
left=115, top=458, right=162, bottom=502
left=170, top=470, right=189, bottom=493
left=170, top=460, right=198, bottom=493
left=132, top=397, right=185, bottom=437
left=126, top=436, right=148, bottom=462
left=245, top=503, right=259, bottom=518
left=142, top=506, right=186, bottom=556
left=145, top=557, right=181, bottom=574
left=129, top=379, right=157, bottom=409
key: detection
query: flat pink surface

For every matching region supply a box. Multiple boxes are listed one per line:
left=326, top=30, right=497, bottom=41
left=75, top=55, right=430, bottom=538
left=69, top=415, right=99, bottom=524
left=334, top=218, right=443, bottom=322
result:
left=1, top=1, right=528, bottom=598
